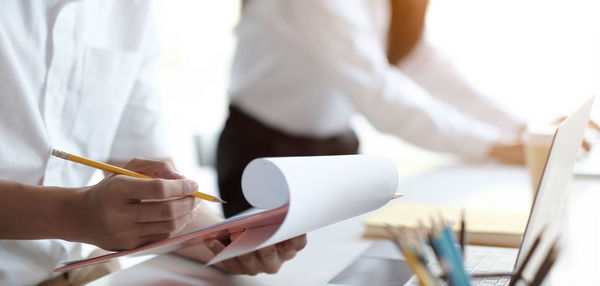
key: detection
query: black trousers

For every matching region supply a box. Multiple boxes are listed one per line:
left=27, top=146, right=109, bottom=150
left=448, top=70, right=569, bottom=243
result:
left=217, top=105, right=359, bottom=218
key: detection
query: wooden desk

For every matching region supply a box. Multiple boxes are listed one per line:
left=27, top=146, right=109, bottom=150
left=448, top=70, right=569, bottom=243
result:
left=88, top=164, right=599, bottom=285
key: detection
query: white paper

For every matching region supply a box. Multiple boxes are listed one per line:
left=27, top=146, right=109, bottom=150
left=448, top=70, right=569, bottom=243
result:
left=208, top=154, right=398, bottom=264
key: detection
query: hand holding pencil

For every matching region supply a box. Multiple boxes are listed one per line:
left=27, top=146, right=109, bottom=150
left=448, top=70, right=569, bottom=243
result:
left=51, top=149, right=224, bottom=250
left=51, top=149, right=225, bottom=203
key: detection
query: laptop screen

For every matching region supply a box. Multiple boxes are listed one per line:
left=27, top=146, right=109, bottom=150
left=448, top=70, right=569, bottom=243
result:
left=515, top=97, right=594, bottom=279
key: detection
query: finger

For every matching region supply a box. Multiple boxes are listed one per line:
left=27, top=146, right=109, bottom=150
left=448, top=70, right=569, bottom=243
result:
left=205, top=240, right=245, bottom=274
left=256, top=245, right=282, bottom=274
left=124, top=158, right=185, bottom=179
left=551, top=116, right=567, bottom=125
left=583, top=139, right=592, bottom=152
left=275, top=235, right=307, bottom=261
left=201, top=243, right=227, bottom=273
left=138, top=233, right=170, bottom=247
left=589, top=120, right=600, bottom=132
left=275, top=240, right=297, bottom=261
left=136, top=211, right=195, bottom=236
left=124, top=177, right=198, bottom=200
left=132, top=196, right=198, bottom=222
left=234, top=252, right=261, bottom=275
left=230, top=231, right=244, bottom=241
left=203, top=238, right=226, bottom=254
left=289, top=234, right=308, bottom=251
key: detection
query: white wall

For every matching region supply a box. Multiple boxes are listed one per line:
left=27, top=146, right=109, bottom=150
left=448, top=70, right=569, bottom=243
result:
left=427, top=0, right=599, bottom=119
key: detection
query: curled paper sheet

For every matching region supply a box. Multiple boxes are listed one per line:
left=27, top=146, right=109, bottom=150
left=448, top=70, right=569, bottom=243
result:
left=207, top=155, right=399, bottom=264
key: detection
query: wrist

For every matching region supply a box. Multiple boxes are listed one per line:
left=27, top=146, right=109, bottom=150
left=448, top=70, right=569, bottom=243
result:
left=0, top=180, right=89, bottom=240
left=54, top=186, right=89, bottom=243
left=488, top=143, right=500, bottom=158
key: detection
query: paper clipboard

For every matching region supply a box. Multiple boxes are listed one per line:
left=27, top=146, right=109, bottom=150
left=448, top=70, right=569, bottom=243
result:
left=55, top=155, right=399, bottom=272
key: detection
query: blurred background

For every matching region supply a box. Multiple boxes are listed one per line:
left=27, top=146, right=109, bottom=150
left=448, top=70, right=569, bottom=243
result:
left=154, top=0, right=599, bottom=213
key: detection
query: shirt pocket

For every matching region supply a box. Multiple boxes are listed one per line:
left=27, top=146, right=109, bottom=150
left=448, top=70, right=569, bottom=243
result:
left=71, top=46, right=141, bottom=159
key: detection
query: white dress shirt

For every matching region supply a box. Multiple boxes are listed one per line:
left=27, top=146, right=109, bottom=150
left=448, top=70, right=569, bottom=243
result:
left=0, top=1, right=168, bottom=284
left=229, top=0, right=523, bottom=159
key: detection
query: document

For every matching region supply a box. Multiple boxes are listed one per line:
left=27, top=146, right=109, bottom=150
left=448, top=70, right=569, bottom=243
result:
left=56, top=154, right=399, bottom=271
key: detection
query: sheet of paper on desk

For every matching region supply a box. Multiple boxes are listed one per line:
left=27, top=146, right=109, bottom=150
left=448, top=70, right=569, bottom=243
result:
left=55, top=154, right=399, bottom=271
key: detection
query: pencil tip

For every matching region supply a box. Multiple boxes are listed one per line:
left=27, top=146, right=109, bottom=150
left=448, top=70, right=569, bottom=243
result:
left=392, top=193, right=403, bottom=200
left=215, top=198, right=227, bottom=204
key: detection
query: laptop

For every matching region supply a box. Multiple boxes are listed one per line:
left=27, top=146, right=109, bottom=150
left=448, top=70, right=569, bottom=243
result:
left=329, top=97, right=594, bottom=286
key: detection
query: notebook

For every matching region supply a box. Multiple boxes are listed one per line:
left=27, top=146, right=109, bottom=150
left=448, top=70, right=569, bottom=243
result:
left=363, top=203, right=528, bottom=247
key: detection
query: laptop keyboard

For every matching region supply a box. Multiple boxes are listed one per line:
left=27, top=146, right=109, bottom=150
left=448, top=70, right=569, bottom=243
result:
left=405, top=246, right=518, bottom=286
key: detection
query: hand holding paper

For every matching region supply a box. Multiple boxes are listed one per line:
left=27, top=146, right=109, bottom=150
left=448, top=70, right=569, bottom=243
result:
left=199, top=234, right=308, bottom=275
left=55, top=155, right=399, bottom=272
left=206, top=154, right=399, bottom=264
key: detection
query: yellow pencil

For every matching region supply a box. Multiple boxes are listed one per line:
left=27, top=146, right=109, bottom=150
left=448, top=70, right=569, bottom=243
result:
left=385, top=226, right=436, bottom=286
left=403, top=246, right=436, bottom=286
left=51, top=149, right=226, bottom=203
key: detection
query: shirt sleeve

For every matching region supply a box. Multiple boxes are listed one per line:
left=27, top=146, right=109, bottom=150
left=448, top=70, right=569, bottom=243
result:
left=299, top=0, right=503, bottom=159
left=108, top=3, right=170, bottom=161
left=397, top=35, right=526, bottom=133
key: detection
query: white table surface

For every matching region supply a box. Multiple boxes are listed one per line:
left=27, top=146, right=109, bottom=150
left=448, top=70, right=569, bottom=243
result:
left=87, top=163, right=599, bottom=286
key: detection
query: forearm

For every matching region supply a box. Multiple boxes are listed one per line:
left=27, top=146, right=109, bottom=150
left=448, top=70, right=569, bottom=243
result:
left=387, top=0, right=428, bottom=65
left=0, top=179, right=81, bottom=241
left=350, top=68, right=501, bottom=159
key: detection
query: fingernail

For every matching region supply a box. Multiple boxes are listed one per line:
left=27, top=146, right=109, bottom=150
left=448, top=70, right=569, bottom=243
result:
left=188, top=180, right=198, bottom=192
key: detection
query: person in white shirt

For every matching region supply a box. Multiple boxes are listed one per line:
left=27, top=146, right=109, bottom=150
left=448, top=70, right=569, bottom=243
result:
left=0, top=1, right=305, bottom=285
left=217, top=0, right=525, bottom=217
